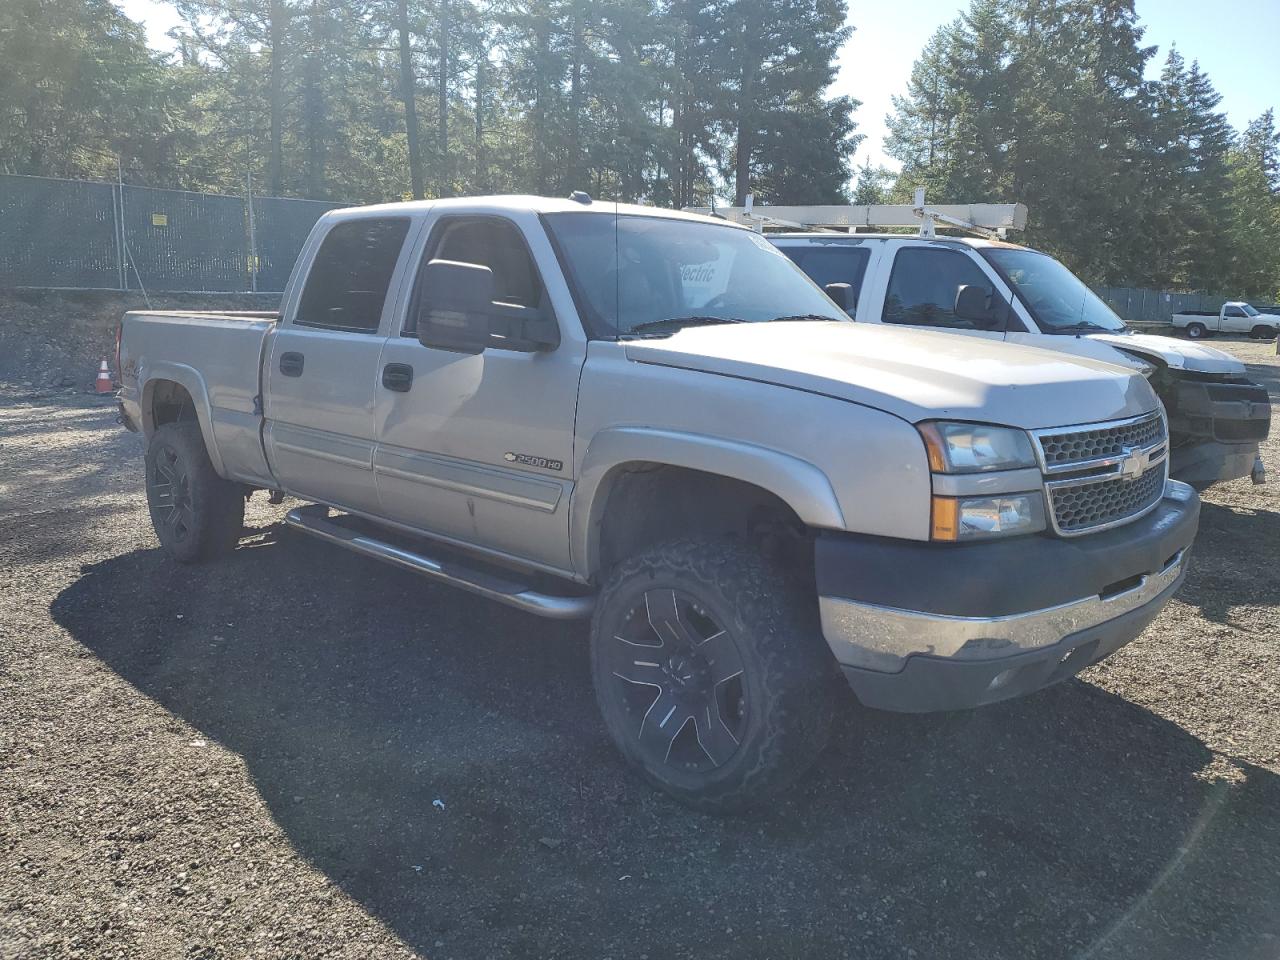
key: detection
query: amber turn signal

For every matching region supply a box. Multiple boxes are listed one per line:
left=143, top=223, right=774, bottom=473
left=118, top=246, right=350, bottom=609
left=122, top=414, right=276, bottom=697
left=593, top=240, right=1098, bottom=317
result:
left=930, top=496, right=960, bottom=541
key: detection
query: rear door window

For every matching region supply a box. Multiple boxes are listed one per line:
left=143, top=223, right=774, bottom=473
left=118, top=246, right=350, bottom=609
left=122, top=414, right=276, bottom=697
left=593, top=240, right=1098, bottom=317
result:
left=882, top=247, right=996, bottom=330
left=295, top=218, right=411, bottom=333
left=778, top=246, right=870, bottom=311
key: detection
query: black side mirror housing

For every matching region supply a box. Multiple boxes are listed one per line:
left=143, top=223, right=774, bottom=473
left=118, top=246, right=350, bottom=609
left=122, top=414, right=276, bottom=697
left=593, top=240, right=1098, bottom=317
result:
left=417, top=260, right=496, bottom=354
left=954, top=284, right=1004, bottom=330
left=824, top=282, right=854, bottom=313
left=417, top=259, right=559, bottom=354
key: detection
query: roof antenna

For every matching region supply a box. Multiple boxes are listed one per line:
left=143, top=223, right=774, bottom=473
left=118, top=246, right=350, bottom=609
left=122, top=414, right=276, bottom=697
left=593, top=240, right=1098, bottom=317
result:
left=569, top=190, right=592, bottom=205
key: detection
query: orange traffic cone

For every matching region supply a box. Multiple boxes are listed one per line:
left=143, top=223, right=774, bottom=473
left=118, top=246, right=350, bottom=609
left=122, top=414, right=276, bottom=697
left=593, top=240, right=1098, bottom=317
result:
left=95, top=358, right=114, bottom=394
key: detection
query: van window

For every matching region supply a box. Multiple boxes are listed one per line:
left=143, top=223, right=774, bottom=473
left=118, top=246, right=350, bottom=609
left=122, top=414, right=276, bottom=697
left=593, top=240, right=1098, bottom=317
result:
left=779, top=246, right=870, bottom=312
left=295, top=218, right=410, bottom=333
left=882, top=247, right=996, bottom=330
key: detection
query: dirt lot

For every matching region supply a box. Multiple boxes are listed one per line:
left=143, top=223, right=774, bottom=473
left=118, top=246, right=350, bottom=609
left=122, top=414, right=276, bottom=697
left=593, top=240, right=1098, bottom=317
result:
left=2, top=339, right=1278, bottom=959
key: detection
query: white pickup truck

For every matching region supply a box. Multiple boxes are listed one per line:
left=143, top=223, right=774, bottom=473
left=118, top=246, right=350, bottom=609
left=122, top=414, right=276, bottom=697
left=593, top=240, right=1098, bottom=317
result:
left=117, top=195, right=1199, bottom=810
left=765, top=233, right=1271, bottom=488
left=1172, top=302, right=1280, bottom=340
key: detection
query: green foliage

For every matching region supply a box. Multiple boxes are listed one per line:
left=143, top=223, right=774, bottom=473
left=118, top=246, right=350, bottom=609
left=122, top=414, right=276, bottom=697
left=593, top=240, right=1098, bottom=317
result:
left=0, top=0, right=194, bottom=180
left=0, top=0, right=856, bottom=205
left=851, top=160, right=894, bottom=205
left=1224, top=110, right=1280, bottom=299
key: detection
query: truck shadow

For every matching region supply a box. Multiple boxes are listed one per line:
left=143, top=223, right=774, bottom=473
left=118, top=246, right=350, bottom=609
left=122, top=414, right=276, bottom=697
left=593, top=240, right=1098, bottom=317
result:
left=1181, top=501, right=1280, bottom=624
left=51, top=525, right=1280, bottom=959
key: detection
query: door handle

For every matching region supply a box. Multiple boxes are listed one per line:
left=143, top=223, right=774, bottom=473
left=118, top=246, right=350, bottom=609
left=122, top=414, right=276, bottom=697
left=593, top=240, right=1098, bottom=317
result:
left=382, top=362, right=413, bottom=392
left=279, top=351, right=304, bottom=377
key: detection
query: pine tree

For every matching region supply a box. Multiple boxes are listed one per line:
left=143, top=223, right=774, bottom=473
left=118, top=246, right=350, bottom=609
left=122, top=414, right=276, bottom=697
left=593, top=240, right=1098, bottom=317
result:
left=0, top=0, right=193, bottom=181
left=886, top=0, right=1163, bottom=286
left=700, top=0, right=857, bottom=204
left=1224, top=111, right=1280, bottom=298
left=850, top=161, right=894, bottom=204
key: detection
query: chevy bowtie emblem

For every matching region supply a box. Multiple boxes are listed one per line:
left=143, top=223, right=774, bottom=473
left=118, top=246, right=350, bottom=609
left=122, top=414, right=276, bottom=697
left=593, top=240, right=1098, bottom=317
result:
left=1118, top=445, right=1150, bottom=481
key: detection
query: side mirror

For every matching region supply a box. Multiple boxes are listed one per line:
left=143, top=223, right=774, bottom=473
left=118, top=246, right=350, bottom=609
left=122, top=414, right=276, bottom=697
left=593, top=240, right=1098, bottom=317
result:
left=416, top=259, right=560, bottom=354
left=824, top=282, right=854, bottom=313
left=417, top=260, right=496, bottom=355
left=954, top=284, right=1002, bottom=330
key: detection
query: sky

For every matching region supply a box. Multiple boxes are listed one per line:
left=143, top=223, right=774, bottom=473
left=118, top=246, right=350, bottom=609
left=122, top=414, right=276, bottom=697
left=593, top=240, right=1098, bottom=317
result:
left=119, top=0, right=1280, bottom=174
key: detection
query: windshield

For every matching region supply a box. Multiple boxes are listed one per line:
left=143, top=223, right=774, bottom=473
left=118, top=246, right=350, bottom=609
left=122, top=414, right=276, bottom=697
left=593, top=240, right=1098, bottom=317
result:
left=982, top=247, right=1126, bottom=333
left=1242, top=303, right=1260, bottom=317
left=542, top=212, right=843, bottom=337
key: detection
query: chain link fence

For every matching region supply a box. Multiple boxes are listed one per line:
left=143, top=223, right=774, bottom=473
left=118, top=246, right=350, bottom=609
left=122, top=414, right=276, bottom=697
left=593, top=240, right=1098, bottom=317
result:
left=5, top=173, right=1278, bottom=311
left=1093, top=286, right=1280, bottom=324
left=0, top=174, right=343, bottom=294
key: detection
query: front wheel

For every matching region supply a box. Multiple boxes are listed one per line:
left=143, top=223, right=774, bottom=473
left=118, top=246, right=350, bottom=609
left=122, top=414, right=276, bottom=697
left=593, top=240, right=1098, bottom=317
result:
left=1185, top=322, right=1207, bottom=339
left=145, top=422, right=244, bottom=563
left=590, top=539, right=838, bottom=813
left=1251, top=324, right=1277, bottom=340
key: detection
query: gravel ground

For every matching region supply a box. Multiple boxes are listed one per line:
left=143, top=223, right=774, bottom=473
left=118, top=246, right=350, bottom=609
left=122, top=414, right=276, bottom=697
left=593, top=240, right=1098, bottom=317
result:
left=2, top=338, right=1278, bottom=960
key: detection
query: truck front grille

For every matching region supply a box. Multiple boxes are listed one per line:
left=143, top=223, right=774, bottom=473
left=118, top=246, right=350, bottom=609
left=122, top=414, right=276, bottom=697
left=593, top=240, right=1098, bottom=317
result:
left=1047, top=464, right=1166, bottom=534
left=1032, top=412, right=1169, bottom=536
left=1037, top=414, right=1164, bottom=468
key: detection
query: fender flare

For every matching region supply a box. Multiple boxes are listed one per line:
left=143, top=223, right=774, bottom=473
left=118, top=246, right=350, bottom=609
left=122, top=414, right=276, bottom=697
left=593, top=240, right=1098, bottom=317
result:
left=570, top=426, right=846, bottom=577
left=137, top=360, right=227, bottom=477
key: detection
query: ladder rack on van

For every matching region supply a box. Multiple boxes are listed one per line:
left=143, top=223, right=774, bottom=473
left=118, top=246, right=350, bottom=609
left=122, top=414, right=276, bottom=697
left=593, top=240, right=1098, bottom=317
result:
left=684, top=189, right=1028, bottom=241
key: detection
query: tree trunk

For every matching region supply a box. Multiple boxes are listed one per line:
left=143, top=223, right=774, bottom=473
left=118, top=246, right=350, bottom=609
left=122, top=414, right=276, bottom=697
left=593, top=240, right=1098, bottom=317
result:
left=533, top=18, right=548, bottom=192
left=734, top=56, right=756, bottom=204
left=474, top=50, right=486, bottom=191
left=268, top=0, right=285, bottom=195
left=569, top=7, right=585, bottom=189
left=304, top=0, right=326, bottom=198
left=437, top=0, right=450, bottom=197
left=397, top=0, right=424, bottom=199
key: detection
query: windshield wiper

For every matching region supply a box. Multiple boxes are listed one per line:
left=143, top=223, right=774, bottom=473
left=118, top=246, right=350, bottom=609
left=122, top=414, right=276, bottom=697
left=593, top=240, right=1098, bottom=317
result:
left=625, top=315, right=748, bottom=337
left=1045, top=322, right=1109, bottom=334
left=769, top=314, right=842, bottom=323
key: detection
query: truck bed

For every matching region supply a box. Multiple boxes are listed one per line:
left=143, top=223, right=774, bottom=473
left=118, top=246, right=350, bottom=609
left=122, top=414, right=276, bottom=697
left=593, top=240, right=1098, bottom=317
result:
left=119, top=310, right=279, bottom=487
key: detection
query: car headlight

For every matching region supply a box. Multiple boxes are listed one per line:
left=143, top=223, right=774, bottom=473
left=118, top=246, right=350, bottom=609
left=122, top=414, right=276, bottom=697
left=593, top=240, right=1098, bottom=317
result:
left=918, top=422, right=1045, bottom=541
left=917, top=421, right=1037, bottom=473
left=930, top=493, right=1046, bottom=542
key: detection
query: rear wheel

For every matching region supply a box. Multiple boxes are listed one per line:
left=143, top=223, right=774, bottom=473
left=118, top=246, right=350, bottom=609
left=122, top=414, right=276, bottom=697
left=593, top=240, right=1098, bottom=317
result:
left=591, top=539, right=838, bottom=813
left=145, top=422, right=244, bottom=563
left=1185, top=322, right=1207, bottom=339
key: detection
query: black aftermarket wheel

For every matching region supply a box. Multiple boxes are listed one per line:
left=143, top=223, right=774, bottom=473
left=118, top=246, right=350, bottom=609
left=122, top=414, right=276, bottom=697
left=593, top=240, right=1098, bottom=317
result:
left=145, top=422, right=244, bottom=563
left=591, top=539, right=838, bottom=812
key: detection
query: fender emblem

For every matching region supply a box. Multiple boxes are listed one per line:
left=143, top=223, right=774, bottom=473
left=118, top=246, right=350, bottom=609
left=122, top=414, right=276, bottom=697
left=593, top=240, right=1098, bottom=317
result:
left=504, top=452, right=563, bottom=471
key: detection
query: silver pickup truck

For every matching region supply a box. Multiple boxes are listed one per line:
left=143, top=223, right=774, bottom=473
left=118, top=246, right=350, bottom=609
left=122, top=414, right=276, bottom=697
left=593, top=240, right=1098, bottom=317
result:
left=118, top=195, right=1200, bottom=811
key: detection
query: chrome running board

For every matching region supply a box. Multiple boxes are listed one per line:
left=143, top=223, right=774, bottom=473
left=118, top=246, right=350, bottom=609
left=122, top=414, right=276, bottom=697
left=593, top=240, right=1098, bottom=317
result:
left=284, top=505, right=594, bottom=619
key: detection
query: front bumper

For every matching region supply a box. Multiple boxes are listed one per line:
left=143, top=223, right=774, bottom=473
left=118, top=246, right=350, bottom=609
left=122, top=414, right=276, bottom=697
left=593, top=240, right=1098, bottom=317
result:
left=1165, top=375, right=1269, bottom=486
left=816, top=480, right=1199, bottom=713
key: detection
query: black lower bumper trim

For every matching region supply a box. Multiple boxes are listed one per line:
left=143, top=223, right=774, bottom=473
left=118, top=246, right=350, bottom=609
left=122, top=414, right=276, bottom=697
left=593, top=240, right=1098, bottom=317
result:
left=815, top=486, right=1199, bottom=619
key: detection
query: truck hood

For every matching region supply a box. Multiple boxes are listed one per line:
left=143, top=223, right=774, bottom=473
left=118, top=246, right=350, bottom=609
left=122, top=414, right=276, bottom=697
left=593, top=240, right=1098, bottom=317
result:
left=624, top=322, right=1156, bottom=429
left=1085, top=331, right=1245, bottom=375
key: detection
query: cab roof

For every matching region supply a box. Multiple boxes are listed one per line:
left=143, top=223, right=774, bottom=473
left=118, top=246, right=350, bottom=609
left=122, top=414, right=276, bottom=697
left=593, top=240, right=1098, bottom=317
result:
left=323, top=194, right=741, bottom=227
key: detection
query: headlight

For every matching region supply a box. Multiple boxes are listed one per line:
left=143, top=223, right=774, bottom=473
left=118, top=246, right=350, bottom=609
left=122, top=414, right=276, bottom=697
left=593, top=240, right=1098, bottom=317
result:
left=918, top=421, right=1037, bottom=473
left=930, top=493, right=1046, bottom=542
